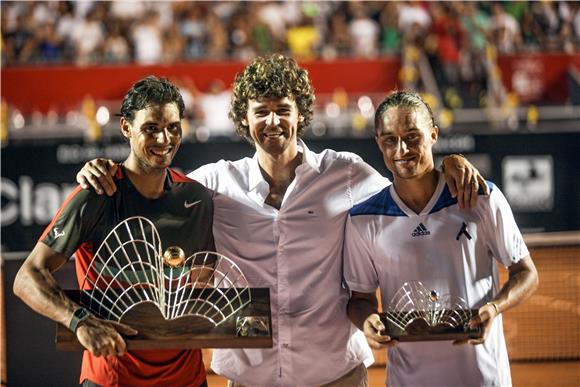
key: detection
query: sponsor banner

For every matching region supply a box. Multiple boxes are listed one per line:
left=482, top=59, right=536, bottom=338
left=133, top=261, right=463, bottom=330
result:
left=502, top=156, right=554, bottom=212
left=2, top=133, right=579, bottom=252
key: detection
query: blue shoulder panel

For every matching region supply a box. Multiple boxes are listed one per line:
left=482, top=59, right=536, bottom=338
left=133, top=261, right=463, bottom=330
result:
left=429, top=180, right=494, bottom=215
left=350, top=187, right=407, bottom=217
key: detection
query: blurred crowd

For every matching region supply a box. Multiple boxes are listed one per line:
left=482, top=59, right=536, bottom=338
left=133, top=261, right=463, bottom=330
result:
left=2, top=1, right=579, bottom=67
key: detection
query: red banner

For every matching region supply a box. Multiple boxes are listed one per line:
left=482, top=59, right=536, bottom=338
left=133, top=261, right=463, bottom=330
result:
left=1, top=58, right=401, bottom=114
left=498, top=53, right=580, bottom=104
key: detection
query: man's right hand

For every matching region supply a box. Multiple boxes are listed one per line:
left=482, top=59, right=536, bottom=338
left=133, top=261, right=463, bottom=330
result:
left=76, top=315, right=138, bottom=357
left=76, top=158, right=118, bottom=196
left=363, top=313, right=397, bottom=350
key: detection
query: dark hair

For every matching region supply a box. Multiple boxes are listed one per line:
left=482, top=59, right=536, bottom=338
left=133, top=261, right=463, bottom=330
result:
left=120, top=76, right=185, bottom=123
left=229, top=53, right=315, bottom=143
left=374, top=91, right=436, bottom=131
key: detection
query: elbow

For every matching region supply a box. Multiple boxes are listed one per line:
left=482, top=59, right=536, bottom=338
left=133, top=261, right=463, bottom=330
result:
left=524, top=260, right=540, bottom=296
left=531, top=267, right=540, bottom=292
left=13, top=267, right=25, bottom=299
left=13, top=263, right=32, bottom=301
left=346, top=298, right=358, bottom=326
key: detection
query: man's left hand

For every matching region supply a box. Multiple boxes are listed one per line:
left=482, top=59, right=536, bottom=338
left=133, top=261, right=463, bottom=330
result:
left=453, top=302, right=498, bottom=346
left=442, top=154, right=489, bottom=209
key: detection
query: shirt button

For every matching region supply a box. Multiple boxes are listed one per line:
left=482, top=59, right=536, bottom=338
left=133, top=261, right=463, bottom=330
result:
left=282, top=343, right=289, bottom=348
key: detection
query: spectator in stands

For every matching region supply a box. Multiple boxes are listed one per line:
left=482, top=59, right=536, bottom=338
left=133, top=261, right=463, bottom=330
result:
left=55, top=1, right=77, bottom=61
left=110, top=0, right=145, bottom=22
left=560, top=21, right=576, bottom=53
left=558, top=2, right=578, bottom=53
left=255, top=2, right=290, bottom=47
left=162, top=24, right=186, bottom=63
left=71, top=7, right=105, bottom=65
left=323, top=4, right=352, bottom=58
left=520, top=8, right=540, bottom=50
left=572, top=2, right=580, bottom=43
left=228, top=9, right=256, bottom=60
left=3, top=12, right=36, bottom=64
left=287, top=15, right=321, bottom=60
left=459, top=2, right=490, bottom=56
left=380, top=2, right=402, bottom=54
left=180, top=3, right=207, bottom=59
left=30, top=1, right=57, bottom=26
left=348, top=3, right=380, bottom=58
left=131, top=10, right=163, bottom=65
left=35, top=22, right=63, bottom=63
left=206, top=10, right=229, bottom=59
left=398, top=1, right=432, bottom=38
left=103, top=20, right=130, bottom=63
left=458, top=2, right=490, bottom=106
left=531, top=1, right=562, bottom=51
left=489, top=2, right=522, bottom=53
left=429, top=2, right=465, bottom=92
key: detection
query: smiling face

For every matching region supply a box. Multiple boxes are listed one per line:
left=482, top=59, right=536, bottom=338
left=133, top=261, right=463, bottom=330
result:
left=121, top=103, right=182, bottom=173
left=243, top=96, right=304, bottom=158
left=375, top=105, right=438, bottom=181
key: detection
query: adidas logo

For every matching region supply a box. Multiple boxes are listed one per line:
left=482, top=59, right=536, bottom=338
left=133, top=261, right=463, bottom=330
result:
left=411, top=223, right=431, bottom=237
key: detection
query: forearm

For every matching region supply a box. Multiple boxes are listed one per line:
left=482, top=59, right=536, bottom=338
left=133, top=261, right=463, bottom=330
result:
left=13, top=263, right=77, bottom=327
left=492, top=257, right=539, bottom=313
left=347, top=294, right=379, bottom=331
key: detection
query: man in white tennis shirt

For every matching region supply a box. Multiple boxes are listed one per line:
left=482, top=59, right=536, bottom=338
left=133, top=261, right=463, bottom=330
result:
left=344, top=91, right=539, bottom=386
left=76, top=56, right=486, bottom=386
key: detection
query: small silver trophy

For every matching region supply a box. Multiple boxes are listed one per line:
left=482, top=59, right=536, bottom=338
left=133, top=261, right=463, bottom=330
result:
left=382, top=281, right=482, bottom=341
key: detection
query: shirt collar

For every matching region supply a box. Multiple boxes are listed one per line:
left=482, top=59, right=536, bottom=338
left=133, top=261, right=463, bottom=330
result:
left=248, top=153, right=265, bottom=192
left=120, top=164, right=174, bottom=192
left=298, top=139, right=321, bottom=174
left=248, top=139, right=321, bottom=192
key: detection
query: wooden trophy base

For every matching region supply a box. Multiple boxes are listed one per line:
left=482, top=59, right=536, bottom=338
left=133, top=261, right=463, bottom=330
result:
left=57, top=288, right=272, bottom=350
left=380, top=310, right=483, bottom=342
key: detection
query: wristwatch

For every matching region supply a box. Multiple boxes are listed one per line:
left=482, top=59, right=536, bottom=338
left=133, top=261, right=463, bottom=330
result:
left=69, top=307, right=91, bottom=333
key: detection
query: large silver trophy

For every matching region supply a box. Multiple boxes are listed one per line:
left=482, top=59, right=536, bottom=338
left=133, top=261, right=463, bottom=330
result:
left=57, top=216, right=272, bottom=350
left=381, top=281, right=482, bottom=341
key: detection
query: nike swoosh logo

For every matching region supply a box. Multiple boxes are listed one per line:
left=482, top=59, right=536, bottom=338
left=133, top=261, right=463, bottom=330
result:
left=184, top=200, right=202, bottom=208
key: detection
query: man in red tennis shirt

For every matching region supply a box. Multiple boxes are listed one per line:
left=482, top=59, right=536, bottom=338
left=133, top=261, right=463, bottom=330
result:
left=13, top=76, right=213, bottom=387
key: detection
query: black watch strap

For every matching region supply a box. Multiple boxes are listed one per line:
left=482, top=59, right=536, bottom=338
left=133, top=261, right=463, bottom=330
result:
left=69, top=307, right=91, bottom=333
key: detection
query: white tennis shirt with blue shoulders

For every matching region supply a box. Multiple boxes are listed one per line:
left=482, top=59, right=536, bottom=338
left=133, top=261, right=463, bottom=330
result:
left=189, top=140, right=388, bottom=387
left=344, top=172, right=529, bottom=387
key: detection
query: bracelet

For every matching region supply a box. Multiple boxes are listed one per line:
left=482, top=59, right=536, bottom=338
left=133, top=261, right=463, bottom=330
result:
left=69, top=307, right=91, bottom=333
left=485, top=301, right=500, bottom=316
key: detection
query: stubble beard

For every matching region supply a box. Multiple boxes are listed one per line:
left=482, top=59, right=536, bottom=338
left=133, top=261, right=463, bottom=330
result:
left=135, top=151, right=170, bottom=175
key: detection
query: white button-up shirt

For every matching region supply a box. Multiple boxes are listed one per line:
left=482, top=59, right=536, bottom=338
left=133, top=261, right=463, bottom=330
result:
left=189, top=140, right=388, bottom=386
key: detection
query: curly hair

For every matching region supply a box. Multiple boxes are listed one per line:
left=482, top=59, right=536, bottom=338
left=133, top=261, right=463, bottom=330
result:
left=120, top=76, right=185, bottom=123
left=229, top=54, right=315, bottom=143
left=374, top=90, right=436, bottom=132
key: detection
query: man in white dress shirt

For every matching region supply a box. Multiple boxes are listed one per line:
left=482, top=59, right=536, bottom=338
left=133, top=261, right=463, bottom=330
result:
left=76, top=56, right=485, bottom=387
left=344, top=91, right=539, bottom=386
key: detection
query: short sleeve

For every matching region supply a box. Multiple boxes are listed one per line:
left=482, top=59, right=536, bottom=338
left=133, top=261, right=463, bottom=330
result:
left=41, top=187, right=105, bottom=258
left=482, top=186, right=529, bottom=267
left=349, top=158, right=390, bottom=206
left=188, top=162, right=221, bottom=192
left=343, top=214, right=380, bottom=293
